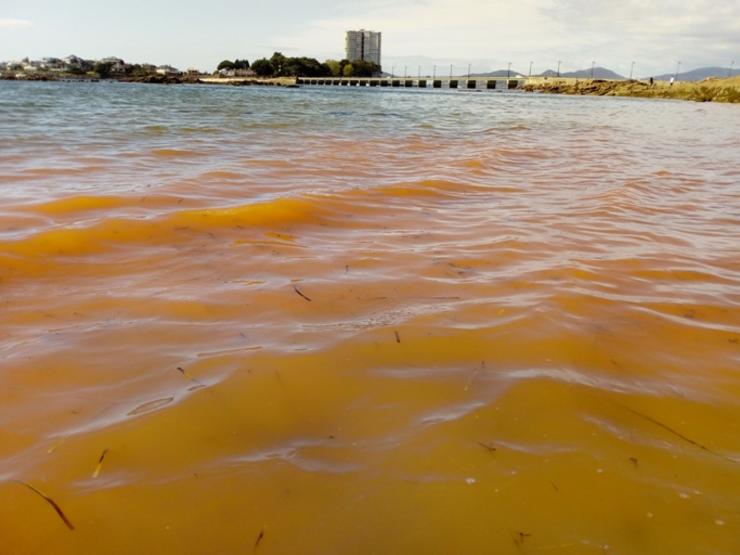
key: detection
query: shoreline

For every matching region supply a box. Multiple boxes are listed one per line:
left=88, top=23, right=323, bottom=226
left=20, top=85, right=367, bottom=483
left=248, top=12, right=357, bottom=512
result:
left=3, top=73, right=739, bottom=102
left=521, top=76, right=740, bottom=103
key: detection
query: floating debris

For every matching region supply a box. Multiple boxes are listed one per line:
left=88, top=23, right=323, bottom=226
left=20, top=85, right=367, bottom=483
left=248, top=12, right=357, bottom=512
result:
left=512, top=531, right=532, bottom=547
left=394, top=330, right=401, bottom=343
left=92, top=448, right=109, bottom=478
left=254, top=527, right=265, bottom=550
left=623, top=406, right=719, bottom=457
left=15, top=480, right=75, bottom=530
left=477, top=442, right=497, bottom=453
left=292, top=284, right=312, bottom=302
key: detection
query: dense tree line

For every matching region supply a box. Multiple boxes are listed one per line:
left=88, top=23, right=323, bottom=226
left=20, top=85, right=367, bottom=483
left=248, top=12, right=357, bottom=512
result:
left=216, top=52, right=381, bottom=78
left=217, top=59, right=250, bottom=71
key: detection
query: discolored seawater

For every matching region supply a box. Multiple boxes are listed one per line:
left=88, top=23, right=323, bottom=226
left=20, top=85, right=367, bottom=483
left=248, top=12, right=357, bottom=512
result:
left=1, top=81, right=739, bottom=554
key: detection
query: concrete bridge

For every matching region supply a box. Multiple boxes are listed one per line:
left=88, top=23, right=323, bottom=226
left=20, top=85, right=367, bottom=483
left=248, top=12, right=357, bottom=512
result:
left=296, top=76, right=526, bottom=91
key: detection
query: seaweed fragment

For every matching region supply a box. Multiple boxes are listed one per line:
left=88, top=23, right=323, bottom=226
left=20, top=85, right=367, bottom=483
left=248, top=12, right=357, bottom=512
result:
left=254, top=527, right=265, bottom=550
left=624, top=406, right=714, bottom=454
left=92, top=448, right=109, bottom=478
left=512, top=531, right=531, bottom=547
left=477, top=442, right=497, bottom=453
left=292, top=284, right=312, bottom=302
left=15, top=480, right=75, bottom=531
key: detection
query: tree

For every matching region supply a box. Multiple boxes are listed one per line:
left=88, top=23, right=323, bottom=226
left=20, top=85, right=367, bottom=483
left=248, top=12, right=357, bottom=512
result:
left=270, top=52, right=287, bottom=75
left=233, top=59, right=250, bottom=70
left=217, top=60, right=235, bottom=71
left=94, top=61, right=114, bottom=78
left=281, top=57, right=331, bottom=77
left=324, top=59, right=341, bottom=76
left=251, top=58, right=273, bottom=77
left=342, top=63, right=354, bottom=77
left=349, top=60, right=380, bottom=77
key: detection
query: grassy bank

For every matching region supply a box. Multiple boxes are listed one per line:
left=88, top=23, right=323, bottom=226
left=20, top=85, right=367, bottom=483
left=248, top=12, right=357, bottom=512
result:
left=522, top=76, right=740, bottom=103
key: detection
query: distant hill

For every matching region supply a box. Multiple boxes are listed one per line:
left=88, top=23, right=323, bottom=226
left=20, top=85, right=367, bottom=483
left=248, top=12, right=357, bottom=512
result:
left=650, top=67, right=736, bottom=81
left=471, top=69, right=526, bottom=78
left=561, top=67, right=625, bottom=79
left=531, top=67, right=624, bottom=79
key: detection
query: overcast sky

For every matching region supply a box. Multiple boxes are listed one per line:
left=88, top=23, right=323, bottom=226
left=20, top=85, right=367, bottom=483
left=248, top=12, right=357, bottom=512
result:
left=2, top=0, right=739, bottom=76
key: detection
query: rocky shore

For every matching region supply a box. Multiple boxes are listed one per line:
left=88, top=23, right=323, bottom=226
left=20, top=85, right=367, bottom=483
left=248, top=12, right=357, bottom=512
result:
left=522, top=76, right=740, bottom=103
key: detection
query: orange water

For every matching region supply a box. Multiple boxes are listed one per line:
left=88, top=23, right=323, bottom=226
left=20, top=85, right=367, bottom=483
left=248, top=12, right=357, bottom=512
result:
left=1, top=82, right=739, bottom=554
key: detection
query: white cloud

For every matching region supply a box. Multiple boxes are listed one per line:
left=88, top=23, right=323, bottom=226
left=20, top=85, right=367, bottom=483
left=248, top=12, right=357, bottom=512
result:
left=0, top=18, right=32, bottom=29
left=277, top=0, right=740, bottom=75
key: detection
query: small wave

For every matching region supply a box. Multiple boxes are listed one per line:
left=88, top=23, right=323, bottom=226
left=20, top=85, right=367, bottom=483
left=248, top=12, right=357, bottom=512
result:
left=2, top=196, right=323, bottom=260
left=149, top=148, right=205, bottom=158
left=502, top=367, right=699, bottom=399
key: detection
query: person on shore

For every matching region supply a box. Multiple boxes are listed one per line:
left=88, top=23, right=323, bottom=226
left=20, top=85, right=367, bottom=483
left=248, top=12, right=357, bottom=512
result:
left=649, top=77, right=654, bottom=86
left=670, top=76, right=675, bottom=86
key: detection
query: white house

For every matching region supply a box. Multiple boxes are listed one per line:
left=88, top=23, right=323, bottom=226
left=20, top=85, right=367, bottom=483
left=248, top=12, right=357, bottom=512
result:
left=156, top=65, right=181, bottom=76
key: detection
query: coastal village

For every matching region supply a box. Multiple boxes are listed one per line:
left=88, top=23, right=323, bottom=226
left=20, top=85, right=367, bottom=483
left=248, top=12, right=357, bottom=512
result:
left=0, top=55, right=195, bottom=81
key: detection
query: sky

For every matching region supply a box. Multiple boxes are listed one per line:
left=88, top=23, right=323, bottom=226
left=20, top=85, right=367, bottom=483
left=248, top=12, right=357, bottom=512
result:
left=1, top=0, right=739, bottom=76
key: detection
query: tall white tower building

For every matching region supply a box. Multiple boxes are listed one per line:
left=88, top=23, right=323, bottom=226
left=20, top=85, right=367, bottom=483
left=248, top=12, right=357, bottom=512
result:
left=345, top=30, right=382, bottom=66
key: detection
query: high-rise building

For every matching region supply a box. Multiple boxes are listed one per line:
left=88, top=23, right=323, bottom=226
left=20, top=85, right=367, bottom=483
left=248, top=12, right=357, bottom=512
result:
left=345, top=30, right=382, bottom=66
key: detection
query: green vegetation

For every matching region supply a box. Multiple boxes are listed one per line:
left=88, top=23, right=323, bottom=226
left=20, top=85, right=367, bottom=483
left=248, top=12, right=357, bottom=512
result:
left=324, top=59, right=341, bottom=77
left=223, top=52, right=381, bottom=78
left=94, top=62, right=114, bottom=79
left=251, top=59, right=273, bottom=77
left=338, top=59, right=380, bottom=77
left=217, top=59, right=250, bottom=71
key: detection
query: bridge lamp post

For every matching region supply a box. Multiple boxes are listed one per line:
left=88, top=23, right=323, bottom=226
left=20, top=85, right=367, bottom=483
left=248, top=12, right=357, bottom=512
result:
left=557, top=60, right=562, bottom=77
left=450, top=64, right=453, bottom=79
left=507, top=62, right=511, bottom=78
left=729, top=61, right=735, bottom=78
left=403, top=66, right=407, bottom=78
left=629, top=61, right=636, bottom=80
left=529, top=61, right=533, bottom=77
left=467, top=63, right=471, bottom=78
left=418, top=65, right=421, bottom=79
left=674, top=61, right=681, bottom=81
left=391, top=65, right=394, bottom=78
left=590, top=61, right=595, bottom=78
left=433, top=65, right=436, bottom=79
